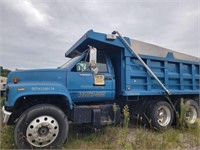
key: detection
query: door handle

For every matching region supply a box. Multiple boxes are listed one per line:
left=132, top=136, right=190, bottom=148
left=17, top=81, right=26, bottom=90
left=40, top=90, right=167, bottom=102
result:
left=104, top=76, right=113, bottom=80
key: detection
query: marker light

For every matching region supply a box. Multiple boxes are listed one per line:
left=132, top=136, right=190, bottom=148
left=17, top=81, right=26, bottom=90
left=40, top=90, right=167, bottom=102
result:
left=13, top=77, right=19, bottom=84
left=106, top=34, right=116, bottom=40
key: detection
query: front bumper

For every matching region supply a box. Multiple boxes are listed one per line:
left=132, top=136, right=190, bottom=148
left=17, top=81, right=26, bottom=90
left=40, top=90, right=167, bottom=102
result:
left=2, top=106, right=12, bottom=124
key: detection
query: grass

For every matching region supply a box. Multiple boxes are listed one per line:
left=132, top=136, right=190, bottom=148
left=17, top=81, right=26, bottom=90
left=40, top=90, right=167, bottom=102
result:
left=1, top=124, right=200, bottom=149
left=0, top=97, right=200, bottom=149
left=0, top=126, right=14, bottom=149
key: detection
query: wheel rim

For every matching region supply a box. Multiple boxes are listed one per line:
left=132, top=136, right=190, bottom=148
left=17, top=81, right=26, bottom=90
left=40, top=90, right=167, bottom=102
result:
left=185, top=106, right=197, bottom=124
left=156, top=106, right=171, bottom=126
left=26, top=116, right=59, bottom=147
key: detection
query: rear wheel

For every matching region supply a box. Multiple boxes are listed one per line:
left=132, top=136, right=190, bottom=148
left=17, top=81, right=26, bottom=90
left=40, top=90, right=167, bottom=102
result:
left=183, top=100, right=199, bottom=125
left=14, top=104, right=68, bottom=149
left=147, top=101, right=174, bottom=130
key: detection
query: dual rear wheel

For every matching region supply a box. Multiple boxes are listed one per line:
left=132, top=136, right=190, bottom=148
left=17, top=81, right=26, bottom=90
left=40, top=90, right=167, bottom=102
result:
left=146, top=99, right=199, bottom=130
left=177, top=99, right=200, bottom=125
left=147, top=101, right=174, bottom=130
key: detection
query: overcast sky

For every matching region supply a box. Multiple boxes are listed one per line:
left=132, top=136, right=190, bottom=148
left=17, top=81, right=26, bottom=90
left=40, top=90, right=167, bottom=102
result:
left=0, top=0, right=199, bottom=70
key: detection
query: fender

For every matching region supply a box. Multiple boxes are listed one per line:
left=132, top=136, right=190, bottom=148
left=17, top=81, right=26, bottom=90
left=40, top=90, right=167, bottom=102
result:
left=6, top=82, right=73, bottom=109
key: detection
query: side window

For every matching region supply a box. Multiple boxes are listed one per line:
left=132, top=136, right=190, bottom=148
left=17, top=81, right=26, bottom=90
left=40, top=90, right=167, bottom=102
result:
left=97, top=54, right=108, bottom=73
left=72, top=56, right=90, bottom=72
left=72, top=53, right=108, bottom=73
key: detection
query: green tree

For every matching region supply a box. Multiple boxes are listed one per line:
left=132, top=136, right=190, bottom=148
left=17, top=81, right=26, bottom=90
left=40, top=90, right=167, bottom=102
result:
left=0, top=66, right=11, bottom=77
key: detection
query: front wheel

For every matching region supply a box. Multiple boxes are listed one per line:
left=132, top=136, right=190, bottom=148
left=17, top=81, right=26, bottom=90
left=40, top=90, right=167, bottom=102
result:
left=14, top=104, right=69, bottom=149
left=147, top=101, right=174, bottom=130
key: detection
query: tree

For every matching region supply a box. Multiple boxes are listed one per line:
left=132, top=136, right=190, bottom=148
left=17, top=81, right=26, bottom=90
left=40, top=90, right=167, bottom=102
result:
left=0, top=66, right=11, bottom=77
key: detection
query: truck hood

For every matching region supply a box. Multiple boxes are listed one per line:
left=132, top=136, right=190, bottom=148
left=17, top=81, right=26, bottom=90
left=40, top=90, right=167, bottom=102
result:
left=7, top=69, right=67, bottom=85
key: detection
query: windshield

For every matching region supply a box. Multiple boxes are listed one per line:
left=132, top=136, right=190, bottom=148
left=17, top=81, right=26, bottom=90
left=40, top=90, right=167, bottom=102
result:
left=59, top=55, right=84, bottom=69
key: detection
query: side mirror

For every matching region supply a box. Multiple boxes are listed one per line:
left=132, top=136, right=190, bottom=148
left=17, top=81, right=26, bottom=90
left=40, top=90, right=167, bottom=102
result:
left=92, top=67, right=98, bottom=75
left=76, top=61, right=87, bottom=72
left=89, top=46, right=98, bottom=74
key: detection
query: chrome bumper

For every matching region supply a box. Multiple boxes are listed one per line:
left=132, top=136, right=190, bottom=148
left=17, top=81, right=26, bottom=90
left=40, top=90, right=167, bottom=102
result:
left=2, top=106, right=12, bottom=124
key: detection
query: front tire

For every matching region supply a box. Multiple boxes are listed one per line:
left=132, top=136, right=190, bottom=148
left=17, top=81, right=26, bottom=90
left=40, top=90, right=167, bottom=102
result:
left=14, top=104, right=68, bottom=149
left=147, top=101, right=174, bottom=130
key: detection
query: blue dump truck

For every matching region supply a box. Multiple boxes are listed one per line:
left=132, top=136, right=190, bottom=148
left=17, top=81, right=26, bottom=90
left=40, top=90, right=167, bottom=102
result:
left=2, top=30, right=200, bottom=148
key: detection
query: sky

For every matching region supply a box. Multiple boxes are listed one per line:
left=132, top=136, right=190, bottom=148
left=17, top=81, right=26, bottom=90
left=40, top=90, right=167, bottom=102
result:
left=0, top=0, right=199, bottom=70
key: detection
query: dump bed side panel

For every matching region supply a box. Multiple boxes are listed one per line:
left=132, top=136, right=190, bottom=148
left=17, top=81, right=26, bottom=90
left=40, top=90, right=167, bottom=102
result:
left=123, top=40, right=200, bottom=96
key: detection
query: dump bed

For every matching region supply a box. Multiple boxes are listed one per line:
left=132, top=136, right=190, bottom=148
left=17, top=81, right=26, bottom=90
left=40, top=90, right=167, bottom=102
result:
left=66, top=30, right=200, bottom=96
left=125, top=39, right=200, bottom=96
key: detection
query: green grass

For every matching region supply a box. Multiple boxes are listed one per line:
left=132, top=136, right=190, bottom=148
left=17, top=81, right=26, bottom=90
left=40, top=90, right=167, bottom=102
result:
left=0, top=126, right=15, bottom=149
left=0, top=97, right=200, bottom=149
left=1, top=124, right=199, bottom=149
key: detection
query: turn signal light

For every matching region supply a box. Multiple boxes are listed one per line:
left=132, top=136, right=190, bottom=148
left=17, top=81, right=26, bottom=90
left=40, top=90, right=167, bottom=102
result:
left=13, top=77, right=19, bottom=84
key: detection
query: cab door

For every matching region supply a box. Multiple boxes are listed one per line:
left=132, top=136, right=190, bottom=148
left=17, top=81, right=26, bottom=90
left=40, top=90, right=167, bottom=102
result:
left=67, top=53, right=115, bottom=103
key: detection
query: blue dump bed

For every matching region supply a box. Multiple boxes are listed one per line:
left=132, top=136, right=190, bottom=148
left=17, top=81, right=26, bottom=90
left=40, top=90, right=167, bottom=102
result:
left=125, top=39, right=200, bottom=96
left=66, top=30, right=200, bottom=96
